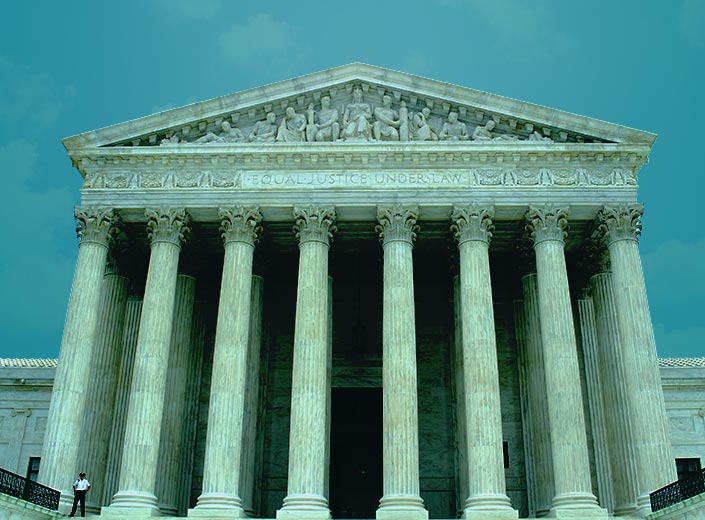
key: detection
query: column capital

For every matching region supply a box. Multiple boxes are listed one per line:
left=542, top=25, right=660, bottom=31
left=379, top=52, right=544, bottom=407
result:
left=145, top=207, right=190, bottom=247
left=75, top=207, right=120, bottom=248
left=451, top=205, right=494, bottom=246
left=597, top=204, right=643, bottom=245
left=293, top=205, right=336, bottom=246
left=219, top=206, right=262, bottom=247
left=525, top=205, right=569, bottom=246
left=376, top=204, right=419, bottom=246
left=584, top=229, right=612, bottom=275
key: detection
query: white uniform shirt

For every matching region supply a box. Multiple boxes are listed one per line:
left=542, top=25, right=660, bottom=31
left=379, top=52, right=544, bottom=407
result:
left=73, top=478, right=90, bottom=491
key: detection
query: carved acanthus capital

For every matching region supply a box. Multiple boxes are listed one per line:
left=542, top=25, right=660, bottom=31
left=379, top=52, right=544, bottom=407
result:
left=293, top=206, right=336, bottom=246
left=219, top=206, right=262, bottom=247
left=145, top=207, right=190, bottom=247
left=582, top=228, right=612, bottom=275
left=376, top=205, right=419, bottom=246
left=75, top=207, right=120, bottom=248
left=597, top=204, right=643, bottom=245
left=451, top=205, right=495, bottom=246
left=525, top=205, right=569, bottom=246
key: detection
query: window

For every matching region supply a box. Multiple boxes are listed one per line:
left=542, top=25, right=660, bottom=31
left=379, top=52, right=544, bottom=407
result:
left=26, top=457, right=40, bottom=482
left=676, top=458, right=702, bottom=481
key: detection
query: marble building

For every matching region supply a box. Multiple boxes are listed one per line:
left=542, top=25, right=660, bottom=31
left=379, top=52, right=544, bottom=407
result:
left=10, top=64, right=696, bottom=519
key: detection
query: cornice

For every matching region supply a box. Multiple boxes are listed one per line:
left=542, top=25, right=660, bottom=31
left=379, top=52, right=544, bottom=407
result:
left=69, top=142, right=650, bottom=178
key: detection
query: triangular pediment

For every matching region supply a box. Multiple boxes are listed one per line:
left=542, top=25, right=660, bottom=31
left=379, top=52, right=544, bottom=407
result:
left=63, top=63, right=655, bottom=152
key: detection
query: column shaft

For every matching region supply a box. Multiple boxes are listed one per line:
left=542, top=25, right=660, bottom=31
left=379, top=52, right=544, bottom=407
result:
left=278, top=206, right=334, bottom=520
left=600, top=205, right=676, bottom=514
left=452, top=206, right=516, bottom=519
left=108, top=207, right=189, bottom=513
left=240, top=275, right=264, bottom=516
left=157, top=275, right=196, bottom=515
left=376, top=205, right=427, bottom=520
left=194, top=207, right=260, bottom=516
left=453, top=276, right=469, bottom=517
left=40, top=208, right=117, bottom=509
left=527, top=206, right=605, bottom=518
left=590, top=272, right=639, bottom=515
left=79, top=272, right=129, bottom=514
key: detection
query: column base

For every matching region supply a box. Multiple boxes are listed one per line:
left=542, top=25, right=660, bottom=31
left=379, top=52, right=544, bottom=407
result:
left=463, top=493, right=517, bottom=519
left=189, top=508, right=248, bottom=519
left=377, top=494, right=428, bottom=520
left=103, top=490, right=161, bottom=516
left=277, top=493, right=330, bottom=520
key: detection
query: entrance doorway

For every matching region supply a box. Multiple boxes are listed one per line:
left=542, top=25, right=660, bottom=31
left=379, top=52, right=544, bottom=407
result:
left=330, top=388, right=383, bottom=519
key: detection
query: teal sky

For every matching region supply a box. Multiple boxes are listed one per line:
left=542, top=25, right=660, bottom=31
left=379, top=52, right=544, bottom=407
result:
left=1, top=1, right=703, bottom=359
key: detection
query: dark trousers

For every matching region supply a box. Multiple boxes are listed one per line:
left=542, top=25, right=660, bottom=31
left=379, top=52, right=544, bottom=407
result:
left=69, top=490, right=87, bottom=517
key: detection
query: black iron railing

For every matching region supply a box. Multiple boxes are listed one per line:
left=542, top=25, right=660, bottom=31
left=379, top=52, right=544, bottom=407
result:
left=650, top=468, right=705, bottom=512
left=0, top=467, right=60, bottom=511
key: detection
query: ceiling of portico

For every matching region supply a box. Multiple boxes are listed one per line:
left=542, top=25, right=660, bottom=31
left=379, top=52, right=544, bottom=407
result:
left=62, top=63, right=656, bottom=153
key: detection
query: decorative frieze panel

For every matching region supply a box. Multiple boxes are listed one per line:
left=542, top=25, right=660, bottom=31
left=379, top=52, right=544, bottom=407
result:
left=82, top=167, right=637, bottom=192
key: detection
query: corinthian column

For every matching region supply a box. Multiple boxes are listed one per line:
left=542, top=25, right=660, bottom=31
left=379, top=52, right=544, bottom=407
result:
left=597, top=205, right=676, bottom=514
left=277, top=206, right=335, bottom=520
left=40, top=207, right=119, bottom=509
left=376, top=205, right=428, bottom=520
left=525, top=206, right=605, bottom=518
left=192, top=207, right=262, bottom=518
left=107, top=207, right=189, bottom=515
left=451, top=206, right=517, bottom=519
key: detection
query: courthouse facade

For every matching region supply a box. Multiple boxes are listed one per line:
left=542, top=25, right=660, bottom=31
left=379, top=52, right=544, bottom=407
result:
left=35, top=64, right=680, bottom=519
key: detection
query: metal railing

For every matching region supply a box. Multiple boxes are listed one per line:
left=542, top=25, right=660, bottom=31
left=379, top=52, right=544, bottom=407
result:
left=0, top=467, right=60, bottom=511
left=650, top=468, right=705, bottom=512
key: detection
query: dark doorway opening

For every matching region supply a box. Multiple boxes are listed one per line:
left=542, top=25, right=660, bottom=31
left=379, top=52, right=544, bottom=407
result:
left=330, top=387, right=383, bottom=519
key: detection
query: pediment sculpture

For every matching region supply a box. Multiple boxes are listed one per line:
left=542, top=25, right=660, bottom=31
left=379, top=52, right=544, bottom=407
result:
left=160, top=86, right=556, bottom=146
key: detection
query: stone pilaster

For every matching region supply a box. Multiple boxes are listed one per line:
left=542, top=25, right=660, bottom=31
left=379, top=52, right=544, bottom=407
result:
left=157, top=274, right=197, bottom=516
left=78, top=271, right=129, bottom=514
left=103, top=298, right=142, bottom=506
left=597, top=205, right=676, bottom=514
left=277, top=206, right=335, bottom=520
left=525, top=205, right=605, bottom=518
left=40, top=207, right=119, bottom=510
left=240, top=275, right=264, bottom=516
left=193, top=207, right=262, bottom=517
left=376, top=205, right=428, bottom=520
left=577, top=294, right=615, bottom=512
left=451, top=206, right=517, bottom=519
left=453, top=275, right=469, bottom=518
left=107, top=207, right=189, bottom=515
left=589, top=271, right=640, bottom=515
left=519, top=273, right=554, bottom=517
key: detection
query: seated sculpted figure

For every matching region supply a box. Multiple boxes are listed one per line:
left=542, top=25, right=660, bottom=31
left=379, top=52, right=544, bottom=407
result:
left=373, top=95, right=401, bottom=141
left=196, top=121, right=245, bottom=144
left=276, top=107, right=307, bottom=142
left=342, top=87, right=373, bottom=141
left=411, top=107, right=437, bottom=141
left=471, top=119, right=496, bottom=141
left=528, top=130, right=553, bottom=143
left=439, top=112, right=469, bottom=141
left=306, top=96, right=340, bottom=142
left=249, top=112, right=277, bottom=142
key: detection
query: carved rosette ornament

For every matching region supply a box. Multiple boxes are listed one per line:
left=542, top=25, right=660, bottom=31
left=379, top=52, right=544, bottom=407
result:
left=597, top=204, right=643, bottom=245
left=75, top=207, right=120, bottom=248
left=376, top=205, right=420, bottom=246
left=219, top=206, right=263, bottom=247
left=145, top=207, right=190, bottom=247
left=525, top=205, right=569, bottom=246
left=293, top=205, right=336, bottom=246
left=451, top=205, right=495, bottom=246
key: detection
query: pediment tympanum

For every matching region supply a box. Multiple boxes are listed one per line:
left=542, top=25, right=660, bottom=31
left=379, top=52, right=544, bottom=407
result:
left=63, top=63, right=655, bottom=152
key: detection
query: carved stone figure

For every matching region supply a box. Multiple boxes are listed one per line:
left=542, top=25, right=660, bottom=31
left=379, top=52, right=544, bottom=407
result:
left=529, top=131, right=554, bottom=143
left=196, top=121, right=245, bottom=144
left=440, top=112, right=469, bottom=141
left=411, top=107, right=437, bottom=141
left=471, top=119, right=496, bottom=141
left=342, top=87, right=373, bottom=141
left=249, top=113, right=277, bottom=142
left=373, top=95, right=401, bottom=141
left=306, top=96, right=340, bottom=142
left=160, top=134, right=182, bottom=146
left=276, top=107, right=307, bottom=142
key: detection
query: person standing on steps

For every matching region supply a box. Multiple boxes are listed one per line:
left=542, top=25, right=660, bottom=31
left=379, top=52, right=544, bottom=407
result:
left=68, top=472, right=90, bottom=517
